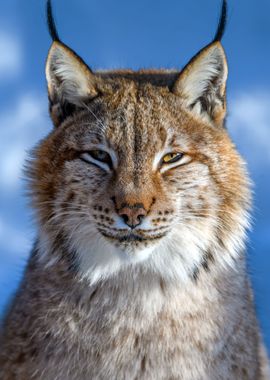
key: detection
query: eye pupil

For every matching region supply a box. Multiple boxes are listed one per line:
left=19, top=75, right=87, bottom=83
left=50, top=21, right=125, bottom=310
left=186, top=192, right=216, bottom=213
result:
left=87, top=149, right=112, bottom=167
left=96, top=150, right=106, bottom=159
left=162, top=152, right=183, bottom=164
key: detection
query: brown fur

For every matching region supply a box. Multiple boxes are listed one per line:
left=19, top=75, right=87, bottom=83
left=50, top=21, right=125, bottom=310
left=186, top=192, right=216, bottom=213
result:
left=0, top=13, right=269, bottom=380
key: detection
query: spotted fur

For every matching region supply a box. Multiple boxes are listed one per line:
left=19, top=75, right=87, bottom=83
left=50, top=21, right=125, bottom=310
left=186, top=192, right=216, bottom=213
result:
left=0, top=1, right=269, bottom=379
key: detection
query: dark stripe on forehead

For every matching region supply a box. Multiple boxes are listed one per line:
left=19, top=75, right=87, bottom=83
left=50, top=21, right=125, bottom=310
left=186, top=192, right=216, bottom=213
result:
left=133, top=87, right=144, bottom=186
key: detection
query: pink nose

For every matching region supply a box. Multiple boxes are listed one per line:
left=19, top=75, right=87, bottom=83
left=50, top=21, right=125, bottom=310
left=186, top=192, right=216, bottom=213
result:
left=118, top=204, right=147, bottom=229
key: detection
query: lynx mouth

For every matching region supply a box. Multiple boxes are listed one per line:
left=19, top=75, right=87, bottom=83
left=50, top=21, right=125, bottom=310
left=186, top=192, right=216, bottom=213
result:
left=97, top=228, right=167, bottom=243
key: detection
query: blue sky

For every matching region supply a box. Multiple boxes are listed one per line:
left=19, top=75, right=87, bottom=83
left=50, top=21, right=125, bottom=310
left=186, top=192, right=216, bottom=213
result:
left=0, top=0, right=269, bottom=351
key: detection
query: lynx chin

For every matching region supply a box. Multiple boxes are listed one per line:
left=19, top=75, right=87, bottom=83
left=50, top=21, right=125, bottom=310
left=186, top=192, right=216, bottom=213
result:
left=0, top=1, right=269, bottom=379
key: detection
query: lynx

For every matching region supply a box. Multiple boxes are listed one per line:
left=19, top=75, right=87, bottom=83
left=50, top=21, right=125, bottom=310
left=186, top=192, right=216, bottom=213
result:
left=0, top=1, right=269, bottom=379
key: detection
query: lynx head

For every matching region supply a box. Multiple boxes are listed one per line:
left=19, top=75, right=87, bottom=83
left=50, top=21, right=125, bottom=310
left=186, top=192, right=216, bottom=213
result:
left=29, top=1, right=250, bottom=284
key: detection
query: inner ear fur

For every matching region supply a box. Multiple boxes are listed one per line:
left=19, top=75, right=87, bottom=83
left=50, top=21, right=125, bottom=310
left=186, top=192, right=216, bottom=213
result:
left=173, top=42, right=228, bottom=127
left=46, top=41, right=100, bottom=126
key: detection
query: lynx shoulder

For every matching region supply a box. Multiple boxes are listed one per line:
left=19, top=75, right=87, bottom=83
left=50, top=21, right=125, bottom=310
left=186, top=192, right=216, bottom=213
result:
left=0, top=1, right=269, bottom=379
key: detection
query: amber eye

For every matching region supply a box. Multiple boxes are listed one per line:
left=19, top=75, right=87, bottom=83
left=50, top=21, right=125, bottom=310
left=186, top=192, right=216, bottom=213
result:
left=162, top=152, right=183, bottom=164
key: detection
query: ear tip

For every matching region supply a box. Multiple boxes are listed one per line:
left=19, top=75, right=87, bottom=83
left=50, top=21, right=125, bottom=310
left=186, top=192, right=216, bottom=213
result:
left=205, top=41, right=227, bottom=61
left=46, top=41, right=74, bottom=70
left=214, top=40, right=225, bottom=50
left=208, top=40, right=225, bottom=51
left=48, top=40, right=66, bottom=54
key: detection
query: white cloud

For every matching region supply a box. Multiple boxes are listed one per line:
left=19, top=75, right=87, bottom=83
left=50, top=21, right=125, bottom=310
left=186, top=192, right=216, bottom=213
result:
left=0, top=94, right=49, bottom=263
left=0, top=32, right=22, bottom=78
left=0, top=94, right=50, bottom=188
left=0, top=217, right=32, bottom=258
left=228, top=92, right=270, bottom=165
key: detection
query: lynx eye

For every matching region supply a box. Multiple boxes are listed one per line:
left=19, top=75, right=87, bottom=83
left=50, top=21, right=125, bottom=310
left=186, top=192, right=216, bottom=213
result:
left=80, top=149, right=113, bottom=171
left=162, top=152, right=183, bottom=164
left=88, top=150, right=111, bottom=164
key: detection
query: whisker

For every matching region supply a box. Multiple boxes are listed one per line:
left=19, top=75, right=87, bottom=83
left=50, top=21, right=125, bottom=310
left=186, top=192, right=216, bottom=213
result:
left=82, top=102, right=107, bottom=132
left=45, top=211, right=90, bottom=227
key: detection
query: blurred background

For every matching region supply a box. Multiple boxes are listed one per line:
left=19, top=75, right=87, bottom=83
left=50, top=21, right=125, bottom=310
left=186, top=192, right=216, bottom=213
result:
left=0, top=0, right=269, bottom=352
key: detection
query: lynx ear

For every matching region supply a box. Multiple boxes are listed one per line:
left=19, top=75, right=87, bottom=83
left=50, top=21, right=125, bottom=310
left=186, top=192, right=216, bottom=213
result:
left=173, top=42, right=228, bottom=127
left=46, top=41, right=98, bottom=105
left=46, top=42, right=99, bottom=125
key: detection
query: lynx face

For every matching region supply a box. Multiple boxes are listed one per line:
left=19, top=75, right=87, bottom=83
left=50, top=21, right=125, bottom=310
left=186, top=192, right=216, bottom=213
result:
left=29, top=40, right=250, bottom=284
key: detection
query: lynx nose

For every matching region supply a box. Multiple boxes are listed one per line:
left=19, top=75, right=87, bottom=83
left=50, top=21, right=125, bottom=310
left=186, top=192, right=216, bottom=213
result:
left=118, top=204, right=147, bottom=229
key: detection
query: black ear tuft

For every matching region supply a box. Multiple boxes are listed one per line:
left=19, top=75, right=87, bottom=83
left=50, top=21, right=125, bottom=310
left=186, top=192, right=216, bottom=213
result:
left=213, top=0, right=227, bottom=42
left=46, top=0, right=60, bottom=42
